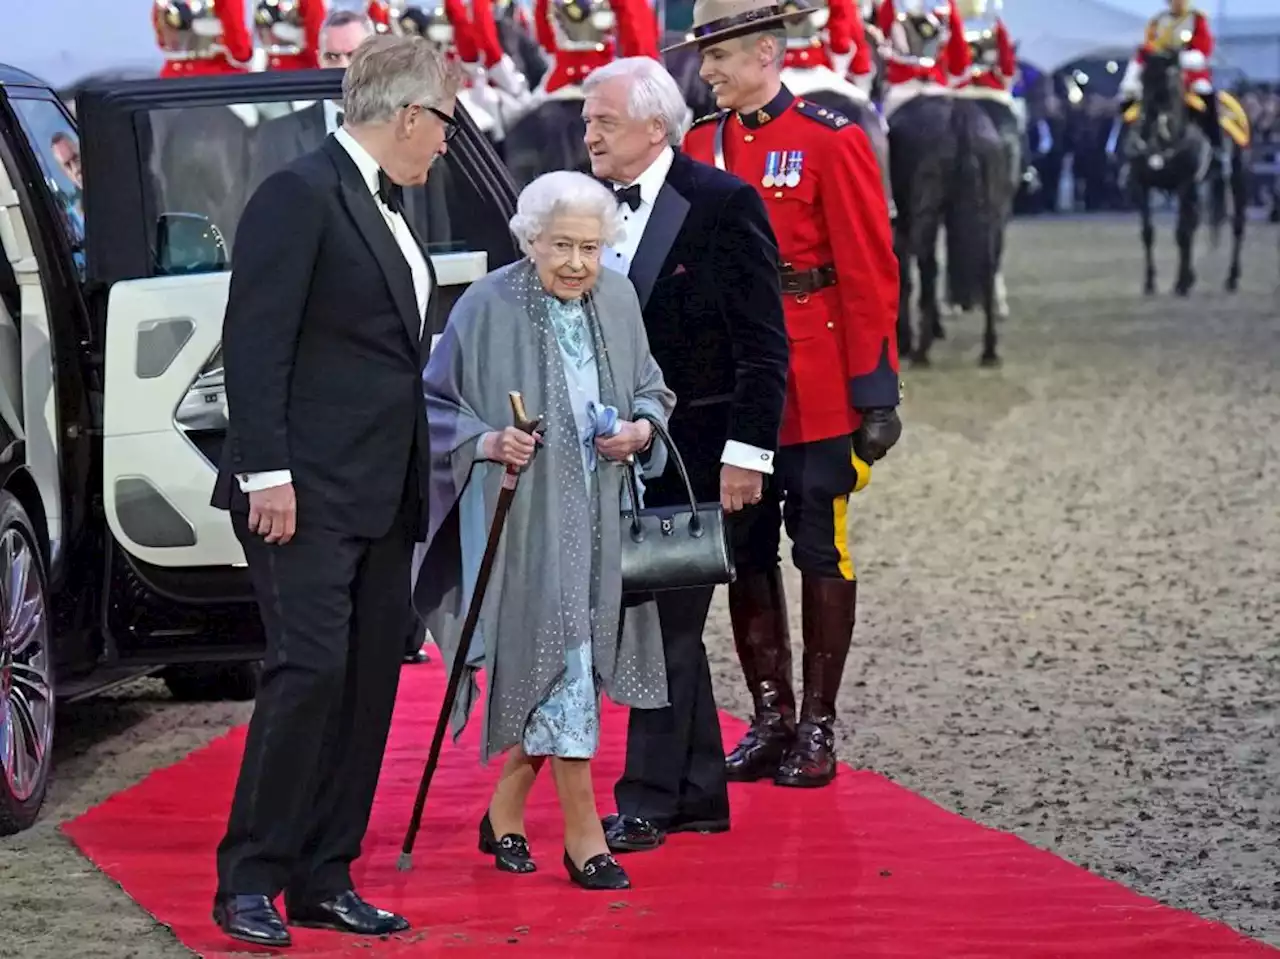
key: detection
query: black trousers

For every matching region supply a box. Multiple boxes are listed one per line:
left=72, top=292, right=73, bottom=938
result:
left=613, top=586, right=728, bottom=825
left=215, top=509, right=415, bottom=901
left=734, top=435, right=860, bottom=581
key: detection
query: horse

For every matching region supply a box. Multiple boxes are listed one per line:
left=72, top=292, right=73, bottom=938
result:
left=1119, top=49, right=1248, bottom=296
left=889, top=92, right=1010, bottom=368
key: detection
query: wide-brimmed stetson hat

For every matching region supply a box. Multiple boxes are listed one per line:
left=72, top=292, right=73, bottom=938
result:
left=661, top=0, right=814, bottom=52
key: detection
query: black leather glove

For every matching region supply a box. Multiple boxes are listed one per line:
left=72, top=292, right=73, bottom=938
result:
left=853, top=408, right=902, bottom=463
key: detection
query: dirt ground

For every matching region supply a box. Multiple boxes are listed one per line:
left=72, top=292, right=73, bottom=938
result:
left=1, top=216, right=1278, bottom=958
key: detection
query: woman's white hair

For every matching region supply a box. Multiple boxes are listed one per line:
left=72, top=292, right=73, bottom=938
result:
left=342, top=34, right=460, bottom=125
left=582, top=57, right=693, bottom=147
left=509, top=171, right=623, bottom=255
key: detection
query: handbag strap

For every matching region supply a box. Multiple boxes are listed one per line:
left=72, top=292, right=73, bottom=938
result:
left=628, top=414, right=703, bottom=533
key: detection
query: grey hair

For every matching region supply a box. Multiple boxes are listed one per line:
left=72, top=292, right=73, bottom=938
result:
left=740, top=29, right=787, bottom=68
left=322, top=8, right=375, bottom=33
left=508, top=171, right=623, bottom=256
left=341, top=35, right=461, bottom=125
left=581, top=57, right=693, bottom=147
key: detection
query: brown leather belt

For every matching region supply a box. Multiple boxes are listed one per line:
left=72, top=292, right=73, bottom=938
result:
left=778, top=263, right=837, bottom=296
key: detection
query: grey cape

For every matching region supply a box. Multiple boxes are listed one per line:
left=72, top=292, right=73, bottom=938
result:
left=412, top=259, right=675, bottom=762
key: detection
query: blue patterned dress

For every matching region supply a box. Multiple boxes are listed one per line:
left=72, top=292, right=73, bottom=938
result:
left=514, top=295, right=607, bottom=759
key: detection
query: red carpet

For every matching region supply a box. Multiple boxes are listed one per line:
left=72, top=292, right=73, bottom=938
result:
left=63, top=663, right=1274, bottom=958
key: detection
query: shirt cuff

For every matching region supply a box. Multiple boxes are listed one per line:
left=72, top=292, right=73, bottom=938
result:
left=237, top=469, right=292, bottom=492
left=721, top=440, right=775, bottom=474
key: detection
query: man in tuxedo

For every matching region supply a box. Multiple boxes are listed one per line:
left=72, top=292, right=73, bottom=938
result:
left=583, top=57, right=790, bottom=853
left=250, top=7, right=443, bottom=668
left=209, top=35, right=459, bottom=947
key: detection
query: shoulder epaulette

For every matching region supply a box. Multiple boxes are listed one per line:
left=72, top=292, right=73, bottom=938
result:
left=793, top=98, right=852, bottom=131
left=690, top=109, right=728, bottom=129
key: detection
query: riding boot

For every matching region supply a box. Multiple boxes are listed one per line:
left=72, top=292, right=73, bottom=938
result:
left=724, top=568, right=795, bottom=782
left=774, top=575, right=857, bottom=789
left=1200, top=91, right=1227, bottom=169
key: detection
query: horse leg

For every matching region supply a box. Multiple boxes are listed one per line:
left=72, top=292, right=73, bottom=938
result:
left=915, top=218, right=943, bottom=366
left=1226, top=150, right=1246, bottom=293
left=1138, top=184, right=1157, bottom=295
left=980, top=229, right=1002, bottom=367
left=895, top=218, right=915, bottom=358
left=1174, top=178, right=1200, bottom=296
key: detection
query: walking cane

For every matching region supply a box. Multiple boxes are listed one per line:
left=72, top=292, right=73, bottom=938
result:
left=398, top=391, right=541, bottom=871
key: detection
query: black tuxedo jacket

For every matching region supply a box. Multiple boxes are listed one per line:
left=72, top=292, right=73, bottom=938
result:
left=627, top=150, right=789, bottom=506
left=211, top=136, right=436, bottom=540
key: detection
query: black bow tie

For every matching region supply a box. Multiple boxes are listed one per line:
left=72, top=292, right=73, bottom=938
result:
left=613, top=183, right=642, bottom=212
left=377, top=169, right=403, bottom=214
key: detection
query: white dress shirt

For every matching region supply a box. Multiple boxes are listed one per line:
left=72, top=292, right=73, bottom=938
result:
left=237, top=126, right=432, bottom=493
left=602, top=147, right=775, bottom=476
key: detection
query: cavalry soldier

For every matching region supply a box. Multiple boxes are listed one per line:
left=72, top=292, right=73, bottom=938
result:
left=1119, top=0, right=1228, bottom=169
left=152, top=0, right=255, bottom=78
left=399, top=2, right=505, bottom=136
left=778, top=0, right=875, bottom=99
left=874, top=0, right=970, bottom=114
left=672, top=0, right=902, bottom=789
left=254, top=0, right=327, bottom=70
left=954, top=1, right=1015, bottom=95
left=533, top=0, right=619, bottom=94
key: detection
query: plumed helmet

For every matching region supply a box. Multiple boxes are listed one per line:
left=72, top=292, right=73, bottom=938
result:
left=549, top=0, right=616, bottom=48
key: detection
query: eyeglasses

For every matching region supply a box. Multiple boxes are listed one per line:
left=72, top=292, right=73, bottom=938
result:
left=403, top=102, right=460, bottom=141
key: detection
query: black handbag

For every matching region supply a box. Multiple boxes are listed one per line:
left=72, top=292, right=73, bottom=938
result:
left=619, top=416, right=736, bottom=594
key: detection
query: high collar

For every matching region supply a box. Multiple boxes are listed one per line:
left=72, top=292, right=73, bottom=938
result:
left=737, top=85, right=795, bottom=130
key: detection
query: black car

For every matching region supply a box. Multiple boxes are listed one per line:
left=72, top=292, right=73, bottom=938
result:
left=0, top=62, right=519, bottom=835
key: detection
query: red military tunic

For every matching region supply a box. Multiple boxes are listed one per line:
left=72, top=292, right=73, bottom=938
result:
left=683, top=87, right=899, bottom=447
left=153, top=0, right=254, bottom=78
left=262, top=0, right=326, bottom=71
left=533, top=0, right=616, bottom=92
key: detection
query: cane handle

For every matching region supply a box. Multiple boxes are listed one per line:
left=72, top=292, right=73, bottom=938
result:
left=508, top=391, right=542, bottom=436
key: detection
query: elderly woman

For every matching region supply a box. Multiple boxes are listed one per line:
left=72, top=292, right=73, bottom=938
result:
left=413, top=170, right=675, bottom=891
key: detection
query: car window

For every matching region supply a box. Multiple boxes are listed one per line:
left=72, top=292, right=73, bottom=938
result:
left=8, top=97, right=86, bottom=278
left=136, top=98, right=487, bottom=273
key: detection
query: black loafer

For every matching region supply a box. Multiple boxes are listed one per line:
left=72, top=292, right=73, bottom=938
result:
left=287, top=889, right=409, bottom=936
left=564, top=851, right=631, bottom=890
left=602, top=814, right=664, bottom=853
left=212, top=893, right=291, bottom=947
left=479, top=812, right=536, bottom=873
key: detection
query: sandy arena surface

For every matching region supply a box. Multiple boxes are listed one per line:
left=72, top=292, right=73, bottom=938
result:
left=1, top=216, right=1277, bottom=958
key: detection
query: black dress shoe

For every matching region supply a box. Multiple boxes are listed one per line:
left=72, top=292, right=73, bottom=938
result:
left=287, top=890, right=409, bottom=936
left=602, top=814, right=664, bottom=853
left=479, top=812, right=536, bottom=873
left=212, top=894, right=291, bottom=947
left=563, top=851, right=631, bottom=890
left=404, top=649, right=430, bottom=665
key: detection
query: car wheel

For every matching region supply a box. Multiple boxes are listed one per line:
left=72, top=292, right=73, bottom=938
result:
left=161, top=661, right=260, bottom=702
left=0, top=492, right=56, bottom=836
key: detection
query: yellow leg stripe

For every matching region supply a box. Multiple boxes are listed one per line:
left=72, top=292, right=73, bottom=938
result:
left=832, top=494, right=855, bottom=581
left=852, top=453, right=871, bottom=493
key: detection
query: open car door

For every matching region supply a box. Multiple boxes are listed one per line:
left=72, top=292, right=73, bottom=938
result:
left=78, top=70, right=519, bottom=575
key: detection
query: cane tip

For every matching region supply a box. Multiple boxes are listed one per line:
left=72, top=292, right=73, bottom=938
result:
left=396, top=852, right=413, bottom=872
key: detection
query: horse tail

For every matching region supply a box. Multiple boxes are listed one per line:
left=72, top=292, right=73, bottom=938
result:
left=1209, top=148, right=1228, bottom=245
left=944, top=102, right=996, bottom=312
